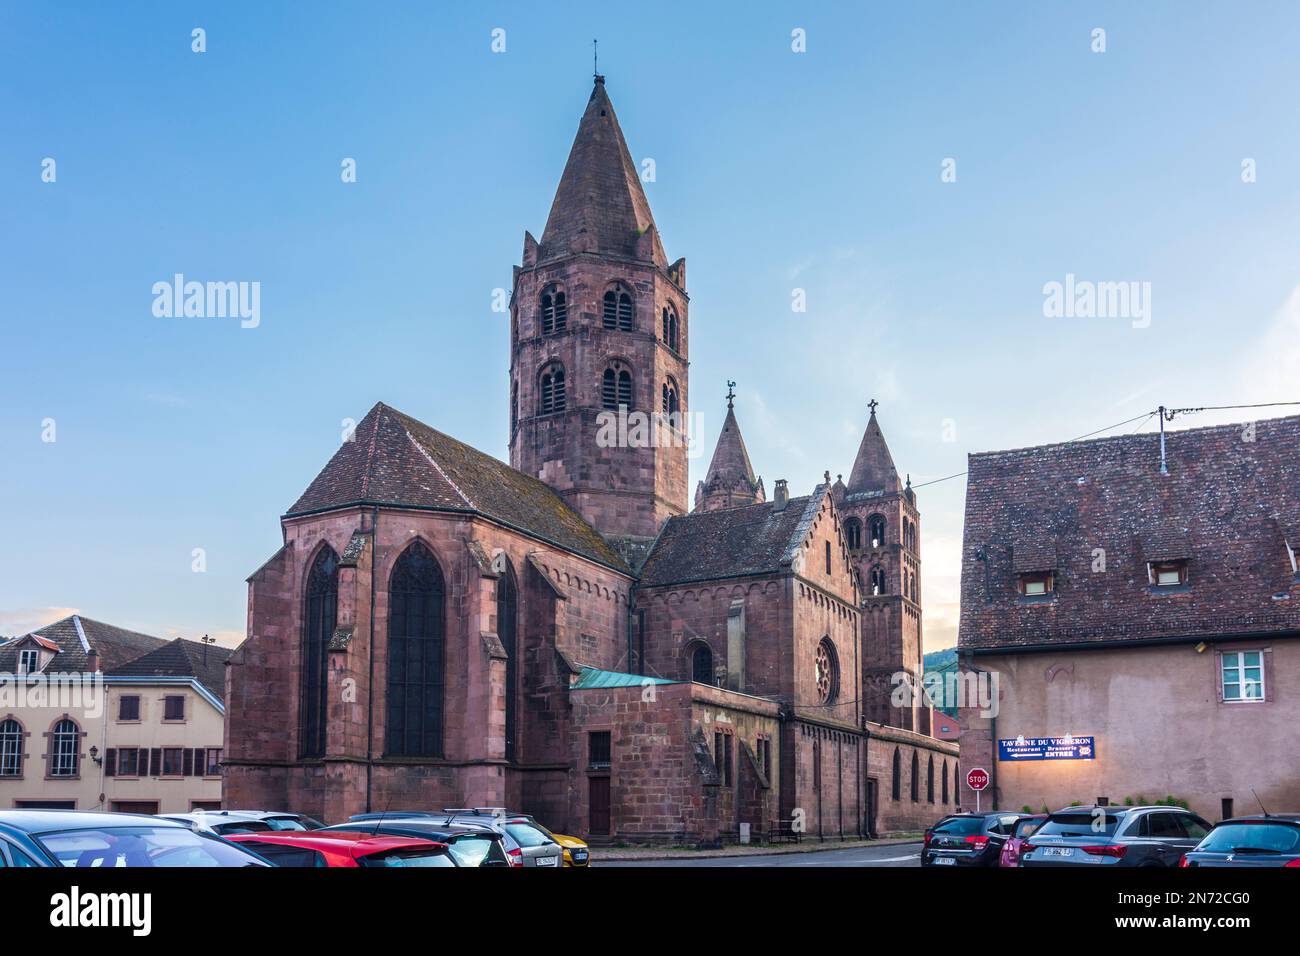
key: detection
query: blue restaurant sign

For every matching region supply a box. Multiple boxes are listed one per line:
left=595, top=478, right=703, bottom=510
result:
left=998, top=735, right=1097, bottom=761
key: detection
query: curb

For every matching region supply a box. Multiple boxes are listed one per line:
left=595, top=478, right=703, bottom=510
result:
left=595, top=836, right=922, bottom=862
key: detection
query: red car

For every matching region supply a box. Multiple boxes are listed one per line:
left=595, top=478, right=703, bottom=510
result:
left=228, top=830, right=458, bottom=867
left=999, top=815, right=1047, bottom=867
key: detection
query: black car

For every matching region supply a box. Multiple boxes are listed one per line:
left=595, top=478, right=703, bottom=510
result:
left=922, top=812, right=1029, bottom=867
left=320, top=817, right=512, bottom=867
left=1181, top=815, right=1300, bottom=868
left=1021, top=805, right=1212, bottom=868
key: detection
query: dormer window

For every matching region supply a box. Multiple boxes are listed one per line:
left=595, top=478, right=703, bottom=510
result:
left=1018, top=572, right=1054, bottom=597
left=1149, top=560, right=1188, bottom=587
left=18, top=649, right=39, bottom=674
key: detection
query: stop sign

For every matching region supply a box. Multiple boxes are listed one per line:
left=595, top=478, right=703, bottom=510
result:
left=966, top=767, right=989, bottom=791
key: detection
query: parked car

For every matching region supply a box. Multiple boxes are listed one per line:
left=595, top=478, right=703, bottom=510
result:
left=438, top=809, right=565, bottom=867
left=1180, top=815, right=1300, bottom=868
left=159, top=810, right=324, bottom=835
left=320, top=818, right=511, bottom=867
left=1021, top=805, right=1212, bottom=868
left=466, top=809, right=589, bottom=867
left=0, top=809, right=272, bottom=867
left=999, top=814, right=1047, bottom=867
left=229, top=830, right=458, bottom=867
left=922, top=812, right=1029, bottom=867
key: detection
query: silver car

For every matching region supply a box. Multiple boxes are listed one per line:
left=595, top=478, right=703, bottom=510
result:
left=438, top=808, right=564, bottom=868
left=158, top=810, right=323, bottom=836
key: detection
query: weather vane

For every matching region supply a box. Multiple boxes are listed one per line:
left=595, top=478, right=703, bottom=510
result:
left=868, top=398, right=879, bottom=415
left=726, top=380, right=736, bottom=408
left=593, top=39, right=598, bottom=79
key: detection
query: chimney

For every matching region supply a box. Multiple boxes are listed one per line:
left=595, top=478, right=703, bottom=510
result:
left=86, top=648, right=99, bottom=673
left=773, top=479, right=789, bottom=510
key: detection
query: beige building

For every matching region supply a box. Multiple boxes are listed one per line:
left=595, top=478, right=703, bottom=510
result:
left=957, top=416, right=1300, bottom=821
left=0, top=615, right=229, bottom=813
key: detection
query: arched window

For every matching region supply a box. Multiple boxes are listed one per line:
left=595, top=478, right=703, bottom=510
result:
left=927, top=755, right=935, bottom=803
left=51, top=718, right=80, bottom=777
left=845, top=518, right=862, bottom=551
left=911, top=751, right=920, bottom=802
left=891, top=747, right=902, bottom=800
left=662, top=305, right=679, bottom=351
left=540, top=366, right=566, bottom=415
left=601, top=364, right=633, bottom=410
left=661, top=380, right=679, bottom=418
left=868, top=514, right=886, bottom=549
left=510, top=380, right=518, bottom=433
left=911, top=571, right=919, bottom=602
left=300, top=546, right=337, bottom=758
left=814, top=637, right=840, bottom=705
left=497, top=558, right=518, bottom=762
left=602, top=285, right=634, bottom=331
left=691, top=643, right=714, bottom=684
left=941, top=759, right=950, bottom=804
left=903, top=569, right=909, bottom=599
left=540, top=286, right=567, bottom=335
left=0, top=719, right=23, bottom=777
left=870, top=565, right=886, bottom=596
left=825, top=541, right=832, bottom=574
left=386, top=542, right=446, bottom=757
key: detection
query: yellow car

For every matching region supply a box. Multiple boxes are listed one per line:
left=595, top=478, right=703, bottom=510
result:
left=514, top=815, right=589, bottom=866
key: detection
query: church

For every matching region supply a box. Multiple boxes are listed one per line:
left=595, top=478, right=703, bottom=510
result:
left=223, top=77, right=957, bottom=842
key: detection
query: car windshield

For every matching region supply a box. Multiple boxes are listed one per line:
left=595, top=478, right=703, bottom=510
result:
left=213, top=821, right=274, bottom=834
left=36, top=826, right=268, bottom=867
left=932, top=817, right=984, bottom=836
left=504, top=823, right=553, bottom=847
left=446, top=836, right=496, bottom=867
left=262, top=818, right=309, bottom=831
left=1035, top=812, right=1121, bottom=837
left=359, top=849, right=455, bottom=867
left=1198, top=824, right=1299, bottom=854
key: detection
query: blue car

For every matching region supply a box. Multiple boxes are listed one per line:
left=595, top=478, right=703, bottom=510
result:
left=0, top=809, right=273, bottom=867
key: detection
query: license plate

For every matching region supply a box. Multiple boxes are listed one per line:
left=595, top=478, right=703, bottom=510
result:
left=1043, top=847, right=1072, bottom=857
left=535, top=856, right=558, bottom=866
left=934, top=857, right=956, bottom=865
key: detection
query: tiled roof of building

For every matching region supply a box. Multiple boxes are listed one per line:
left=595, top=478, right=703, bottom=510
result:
left=537, top=78, right=667, bottom=267
left=640, top=487, right=829, bottom=587
left=0, top=615, right=167, bottom=673
left=286, top=402, right=628, bottom=572
left=959, top=414, right=1300, bottom=650
left=106, top=638, right=233, bottom=702
left=846, top=408, right=902, bottom=494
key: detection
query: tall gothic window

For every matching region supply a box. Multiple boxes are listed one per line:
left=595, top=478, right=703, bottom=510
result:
left=691, top=643, right=714, bottom=684
left=845, top=518, right=862, bottom=551
left=300, top=546, right=337, bottom=758
left=540, top=366, right=566, bottom=415
left=911, top=750, right=920, bottom=802
left=927, top=755, right=935, bottom=803
left=661, top=379, right=679, bottom=418
left=51, top=718, right=80, bottom=777
left=602, top=285, right=634, bottom=331
left=497, top=559, right=518, bottom=762
left=891, top=747, right=901, bottom=800
left=662, top=306, right=679, bottom=351
left=0, top=719, right=23, bottom=776
left=510, top=380, right=518, bottom=432
left=942, top=759, right=950, bottom=804
left=386, top=542, right=446, bottom=757
left=602, top=365, right=633, bottom=410
left=540, top=286, right=567, bottom=335
left=868, top=514, right=886, bottom=549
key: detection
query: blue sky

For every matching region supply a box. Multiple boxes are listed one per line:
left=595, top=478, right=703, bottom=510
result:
left=3, top=2, right=1299, bottom=650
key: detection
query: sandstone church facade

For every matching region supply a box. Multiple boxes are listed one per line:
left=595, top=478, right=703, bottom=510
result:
left=224, top=77, right=956, bottom=842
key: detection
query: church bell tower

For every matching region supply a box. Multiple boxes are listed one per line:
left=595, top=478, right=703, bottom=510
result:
left=509, top=77, right=689, bottom=557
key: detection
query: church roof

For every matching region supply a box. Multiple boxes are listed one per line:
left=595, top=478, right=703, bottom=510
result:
left=571, top=666, right=677, bottom=690
left=640, top=487, right=829, bottom=587
left=107, top=638, right=233, bottom=702
left=846, top=408, right=902, bottom=495
left=0, top=614, right=167, bottom=674
left=538, top=77, right=667, bottom=267
left=286, top=402, right=629, bottom=572
left=702, top=405, right=759, bottom=494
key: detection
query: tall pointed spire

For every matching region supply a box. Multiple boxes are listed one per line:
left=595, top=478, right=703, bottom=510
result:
left=847, top=399, right=902, bottom=494
left=695, top=386, right=765, bottom=512
left=538, top=78, right=667, bottom=266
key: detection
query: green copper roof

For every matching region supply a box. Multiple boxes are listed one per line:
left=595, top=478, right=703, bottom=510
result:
left=571, top=667, right=677, bottom=690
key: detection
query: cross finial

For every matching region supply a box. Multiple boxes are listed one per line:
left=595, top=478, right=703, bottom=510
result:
left=593, top=39, right=599, bottom=79
left=868, top=398, right=879, bottom=415
left=726, top=380, right=736, bottom=408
